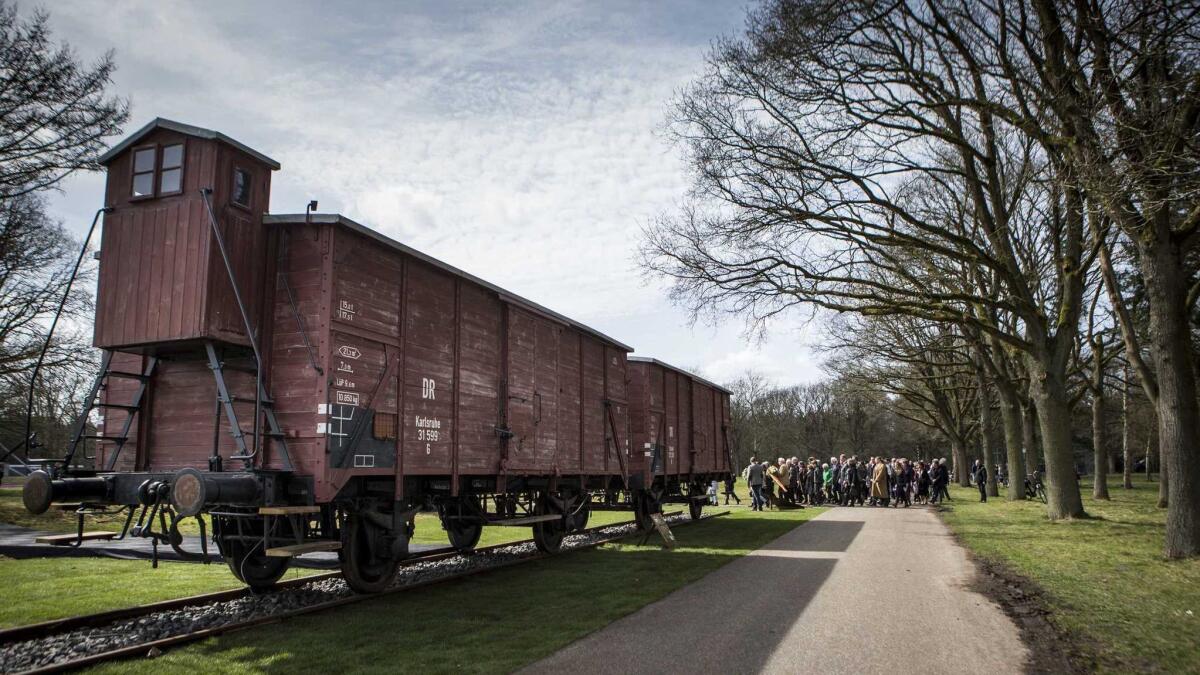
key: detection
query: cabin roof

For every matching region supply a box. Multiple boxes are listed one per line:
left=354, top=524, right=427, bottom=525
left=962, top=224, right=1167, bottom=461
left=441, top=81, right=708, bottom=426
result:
left=627, top=356, right=731, bottom=394
left=264, top=213, right=634, bottom=352
left=98, top=117, right=281, bottom=170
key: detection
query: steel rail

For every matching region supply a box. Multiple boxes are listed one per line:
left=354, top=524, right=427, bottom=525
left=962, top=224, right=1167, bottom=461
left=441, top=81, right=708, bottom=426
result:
left=11, top=511, right=728, bottom=675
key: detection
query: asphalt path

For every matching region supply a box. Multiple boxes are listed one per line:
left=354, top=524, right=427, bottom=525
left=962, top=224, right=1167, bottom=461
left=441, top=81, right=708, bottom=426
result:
left=522, top=505, right=1028, bottom=674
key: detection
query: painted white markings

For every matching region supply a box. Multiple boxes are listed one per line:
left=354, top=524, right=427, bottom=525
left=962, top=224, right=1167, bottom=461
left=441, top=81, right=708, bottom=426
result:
left=338, top=344, right=361, bottom=360
left=329, top=405, right=354, bottom=448
left=415, top=415, right=441, bottom=442
left=353, top=454, right=375, bottom=468
left=337, top=299, right=357, bottom=322
left=336, top=391, right=360, bottom=406
left=421, top=377, right=436, bottom=400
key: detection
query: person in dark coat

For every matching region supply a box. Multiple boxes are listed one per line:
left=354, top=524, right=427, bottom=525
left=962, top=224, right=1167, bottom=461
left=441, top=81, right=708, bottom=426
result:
left=723, top=473, right=740, bottom=505
left=973, top=460, right=988, bottom=502
left=930, top=459, right=948, bottom=504
left=894, top=459, right=913, bottom=507
left=916, top=461, right=931, bottom=504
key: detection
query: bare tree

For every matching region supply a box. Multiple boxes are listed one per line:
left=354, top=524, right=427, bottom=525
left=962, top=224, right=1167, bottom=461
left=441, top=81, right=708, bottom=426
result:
left=644, top=0, right=1096, bottom=518
left=1023, top=0, right=1200, bottom=557
left=0, top=193, right=93, bottom=378
left=0, top=2, right=128, bottom=199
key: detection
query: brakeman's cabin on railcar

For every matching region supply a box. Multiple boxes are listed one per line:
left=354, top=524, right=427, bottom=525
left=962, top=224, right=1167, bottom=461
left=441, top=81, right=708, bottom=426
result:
left=21, top=118, right=659, bottom=593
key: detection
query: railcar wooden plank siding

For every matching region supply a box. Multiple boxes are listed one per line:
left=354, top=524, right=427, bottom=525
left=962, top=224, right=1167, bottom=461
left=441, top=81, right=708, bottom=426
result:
left=626, top=357, right=732, bottom=493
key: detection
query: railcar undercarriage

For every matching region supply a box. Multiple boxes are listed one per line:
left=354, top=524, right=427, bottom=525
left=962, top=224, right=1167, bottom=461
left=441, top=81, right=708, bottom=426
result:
left=22, top=467, right=720, bottom=593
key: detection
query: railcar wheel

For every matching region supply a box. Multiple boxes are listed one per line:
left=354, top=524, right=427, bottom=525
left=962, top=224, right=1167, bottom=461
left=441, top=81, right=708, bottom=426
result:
left=447, top=522, right=483, bottom=553
left=340, top=513, right=399, bottom=593
left=689, top=499, right=704, bottom=521
left=215, top=517, right=289, bottom=591
left=532, top=497, right=565, bottom=553
left=570, top=502, right=590, bottom=531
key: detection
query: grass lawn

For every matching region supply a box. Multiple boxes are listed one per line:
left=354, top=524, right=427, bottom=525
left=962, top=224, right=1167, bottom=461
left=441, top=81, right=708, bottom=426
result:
left=939, top=479, right=1200, bottom=674
left=88, top=505, right=818, bottom=674
left=0, top=556, right=321, bottom=629
left=409, top=509, right=645, bottom=548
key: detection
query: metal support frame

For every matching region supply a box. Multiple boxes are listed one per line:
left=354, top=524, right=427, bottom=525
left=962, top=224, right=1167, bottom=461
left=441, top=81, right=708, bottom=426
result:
left=200, top=188, right=263, bottom=466
left=21, top=207, right=111, bottom=463
left=603, top=400, right=630, bottom=487
left=205, top=342, right=294, bottom=472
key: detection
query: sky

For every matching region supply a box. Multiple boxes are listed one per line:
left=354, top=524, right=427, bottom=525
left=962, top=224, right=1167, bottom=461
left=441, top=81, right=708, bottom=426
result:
left=40, top=0, right=827, bottom=387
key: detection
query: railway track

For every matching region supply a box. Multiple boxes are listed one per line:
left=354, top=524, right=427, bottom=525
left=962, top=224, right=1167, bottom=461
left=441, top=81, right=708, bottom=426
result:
left=3, top=510, right=729, bottom=674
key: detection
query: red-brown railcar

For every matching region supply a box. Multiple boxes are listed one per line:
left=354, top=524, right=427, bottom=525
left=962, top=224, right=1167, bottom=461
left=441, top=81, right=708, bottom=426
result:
left=626, top=357, right=732, bottom=523
left=22, top=119, right=647, bottom=592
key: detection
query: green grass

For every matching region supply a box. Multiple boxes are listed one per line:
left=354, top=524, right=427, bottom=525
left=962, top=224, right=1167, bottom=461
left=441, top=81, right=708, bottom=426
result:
left=409, top=509, right=646, bottom=548
left=939, top=479, right=1200, bottom=674
left=88, top=506, right=820, bottom=674
left=0, top=491, right=752, bottom=631
left=0, top=556, right=320, bottom=628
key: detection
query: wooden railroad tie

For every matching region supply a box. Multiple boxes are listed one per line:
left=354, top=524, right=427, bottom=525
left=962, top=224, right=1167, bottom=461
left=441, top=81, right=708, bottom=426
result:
left=258, top=506, right=321, bottom=515
left=35, top=532, right=117, bottom=545
left=265, top=540, right=342, bottom=557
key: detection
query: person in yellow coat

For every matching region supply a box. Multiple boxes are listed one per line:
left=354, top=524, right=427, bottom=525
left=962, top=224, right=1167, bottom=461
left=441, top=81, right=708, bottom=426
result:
left=870, top=457, right=890, bottom=506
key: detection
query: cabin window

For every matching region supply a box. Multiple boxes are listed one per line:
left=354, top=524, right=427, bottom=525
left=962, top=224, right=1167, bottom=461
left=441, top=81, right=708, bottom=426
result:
left=232, top=167, right=251, bottom=207
left=158, top=143, right=183, bottom=194
left=132, top=147, right=155, bottom=197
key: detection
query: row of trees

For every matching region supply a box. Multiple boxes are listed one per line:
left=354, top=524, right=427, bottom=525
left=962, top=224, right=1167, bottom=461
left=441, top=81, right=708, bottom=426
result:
left=643, top=0, right=1200, bottom=557
left=0, top=3, right=125, bottom=463
left=725, top=371, right=935, bottom=469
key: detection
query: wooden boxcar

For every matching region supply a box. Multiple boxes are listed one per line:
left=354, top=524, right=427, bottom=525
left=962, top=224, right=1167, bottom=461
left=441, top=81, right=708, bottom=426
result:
left=626, top=357, right=732, bottom=522
left=22, top=119, right=641, bottom=592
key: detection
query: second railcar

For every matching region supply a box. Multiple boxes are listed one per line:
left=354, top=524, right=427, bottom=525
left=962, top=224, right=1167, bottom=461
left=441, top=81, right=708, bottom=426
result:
left=627, top=357, right=733, bottom=523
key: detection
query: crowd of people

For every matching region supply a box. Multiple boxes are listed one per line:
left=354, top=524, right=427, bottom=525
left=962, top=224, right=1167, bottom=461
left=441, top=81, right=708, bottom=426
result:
left=732, top=455, right=961, bottom=510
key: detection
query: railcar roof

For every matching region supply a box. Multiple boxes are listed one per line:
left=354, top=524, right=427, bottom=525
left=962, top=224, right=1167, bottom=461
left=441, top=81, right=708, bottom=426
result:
left=265, top=213, right=633, bottom=352
left=98, top=117, right=282, bottom=169
left=627, top=356, right=731, bottom=394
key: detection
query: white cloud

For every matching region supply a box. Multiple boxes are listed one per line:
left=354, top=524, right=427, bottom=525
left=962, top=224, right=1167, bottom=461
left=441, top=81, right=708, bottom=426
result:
left=41, top=0, right=828, bottom=387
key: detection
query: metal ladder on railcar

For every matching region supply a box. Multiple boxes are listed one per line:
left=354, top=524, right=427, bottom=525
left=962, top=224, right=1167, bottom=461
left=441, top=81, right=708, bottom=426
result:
left=60, top=349, right=160, bottom=471
left=204, top=342, right=293, bottom=472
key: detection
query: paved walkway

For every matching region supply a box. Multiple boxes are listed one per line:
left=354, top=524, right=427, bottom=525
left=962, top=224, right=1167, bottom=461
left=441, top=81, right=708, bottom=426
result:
left=523, top=506, right=1027, bottom=675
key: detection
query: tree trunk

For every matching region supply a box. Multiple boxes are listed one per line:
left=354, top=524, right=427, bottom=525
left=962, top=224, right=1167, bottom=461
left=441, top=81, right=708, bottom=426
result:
left=998, top=385, right=1026, bottom=501
left=1091, top=345, right=1109, bottom=499
left=1122, top=365, right=1133, bottom=489
left=1093, top=394, right=1110, bottom=499
left=975, top=367, right=1000, bottom=497
left=1023, top=399, right=1040, bottom=475
left=951, top=436, right=970, bottom=488
left=1141, top=237, right=1200, bottom=557
left=1028, top=359, right=1087, bottom=519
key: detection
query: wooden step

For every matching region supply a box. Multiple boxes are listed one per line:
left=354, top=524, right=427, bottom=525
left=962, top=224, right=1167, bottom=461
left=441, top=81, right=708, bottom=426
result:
left=35, top=531, right=116, bottom=545
left=485, top=514, right=562, bottom=527
left=265, top=541, right=341, bottom=557
left=258, top=505, right=321, bottom=515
